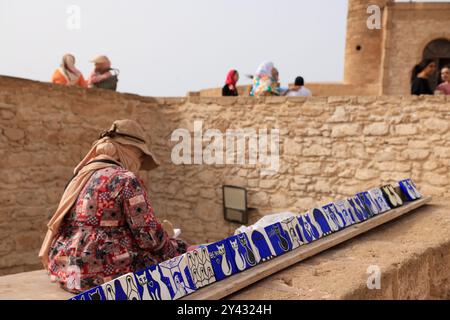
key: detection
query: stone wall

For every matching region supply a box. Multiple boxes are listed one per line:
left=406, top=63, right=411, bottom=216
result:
left=1, top=75, right=450, bottom=276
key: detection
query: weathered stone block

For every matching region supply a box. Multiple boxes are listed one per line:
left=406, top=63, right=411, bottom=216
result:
left=331, top=124, right=361, bottom=137
left=363, top=123, right=389, bottom=136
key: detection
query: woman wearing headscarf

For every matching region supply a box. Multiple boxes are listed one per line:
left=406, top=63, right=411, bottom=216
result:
left=39, top=119, right=188, bottom=293
left=250, top=61, right=280, bottom=97
left=51, top=54, right=87, bottom=88
left=222, top=70, right=239, bottom=96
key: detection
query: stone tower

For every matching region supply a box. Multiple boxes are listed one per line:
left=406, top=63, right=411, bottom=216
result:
left=343, top=0, right=392, bottom=86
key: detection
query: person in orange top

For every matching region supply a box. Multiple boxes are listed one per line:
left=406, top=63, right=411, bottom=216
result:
left=52, top=54, right=87, bottom=88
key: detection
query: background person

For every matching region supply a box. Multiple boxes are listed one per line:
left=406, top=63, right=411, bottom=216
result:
left=51, top=53, right=87, bottom=88
left=411, top=59, right=436, bottom=95
left=250, top=61, right=280, bottom=96
left=87, top=55, right=119, bottom=91
left=436, top=65, right=450, bottom=95
left=222, top=69, right=239, bottom=96
left=285, top=76, right=312, bottom=97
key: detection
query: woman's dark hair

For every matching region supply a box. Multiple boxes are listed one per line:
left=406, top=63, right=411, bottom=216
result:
left=411, top=58, right=435, bottom=83
left=294, top=76, right=305, bottom=86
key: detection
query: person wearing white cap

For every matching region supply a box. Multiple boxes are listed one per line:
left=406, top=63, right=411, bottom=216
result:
left=87, top=55, right=119, bottom=91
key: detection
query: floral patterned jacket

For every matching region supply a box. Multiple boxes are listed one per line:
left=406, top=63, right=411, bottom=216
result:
left=48, top=166, right=187, bottom=293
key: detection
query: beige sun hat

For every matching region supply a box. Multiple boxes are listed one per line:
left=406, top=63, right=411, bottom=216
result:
left=90, top=55, right=110, bottom=64
left=99, top=119, right=159, bottom=171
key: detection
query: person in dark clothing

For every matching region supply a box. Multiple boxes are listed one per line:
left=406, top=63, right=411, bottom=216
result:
left=222, top=70, right=239, bottom=96
left=411, top=59, right=436, bottom=95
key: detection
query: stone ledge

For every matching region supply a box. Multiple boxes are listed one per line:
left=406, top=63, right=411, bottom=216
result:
left=0, top=270, right=73, bottom=300
left=1, top=75, right=447, bottom=104
left=0, top=201, right=448, bottom=300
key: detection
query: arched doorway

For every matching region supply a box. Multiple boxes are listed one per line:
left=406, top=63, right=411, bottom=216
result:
left=423, top=38, right=450, bottom=90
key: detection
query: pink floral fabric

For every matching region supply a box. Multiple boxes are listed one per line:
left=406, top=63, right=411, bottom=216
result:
left=48, top=166, right=187, bottom=293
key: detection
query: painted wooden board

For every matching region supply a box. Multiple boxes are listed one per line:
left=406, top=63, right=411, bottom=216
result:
left=181, top=195, right=432, bottom=300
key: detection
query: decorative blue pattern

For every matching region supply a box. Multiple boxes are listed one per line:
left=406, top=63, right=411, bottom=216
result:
left=206, top=238, right=238, bottom=281
left=224, top=233, right=258, bottom=272
left=186, top=246, right=216, bottom=289
left=309, top=207, right=333, bottom=236
left=158, top=254, right=196, bottom=300
left=399, top=179, right=422, bottom=201
left=356, top=192, right=379, bottom=217
left=368, top=188, right=391, bottom=213
left=133, top=265, right=174, bottom=300
left=347, top=195, right=370, bottom=222
left=279, top=216, right=304, bottom=249
left=247, top=229, right=276, bottom=262
left=334, top=200, right=357, bottom=226
left=321, top=204, right=346, bottom=230
left=297, top=213, right=321, bottom=242
left=71, top=286, right=105, bottom=300
left=99, top=273, right=141, bottom=300
left=264, top=222, right=293, bottom=255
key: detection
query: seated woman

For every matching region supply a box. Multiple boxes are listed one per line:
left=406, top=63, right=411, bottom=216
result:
left=250, top=61, right=280, bottom=97
left=222, top=69, right=240, bottom=96
left=51, top=54, right=87, bottom=88
left=39, top=119, right=188, bottom=293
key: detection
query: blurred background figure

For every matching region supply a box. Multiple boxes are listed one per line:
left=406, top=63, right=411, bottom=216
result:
left=286, top=76, right=312, bottom=97
left=411, top=59, right=436, bottom=95
left=250, top=61, right=280, bottom=96
left=51, top=53, right=87, bottom=88
left=87, top=55, right=119, bottom=91
left=436, top=65, right=450, bottom=95
left=222, top=69, right=240, bottom=96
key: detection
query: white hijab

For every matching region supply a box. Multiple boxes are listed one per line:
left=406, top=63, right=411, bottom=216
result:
left=59, top=54, right=83, bottom=85
left=255, top=61, right=275, bottom=78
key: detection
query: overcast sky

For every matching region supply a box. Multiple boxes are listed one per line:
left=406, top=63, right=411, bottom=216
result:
left=1, top=0, right=444, bottom=97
